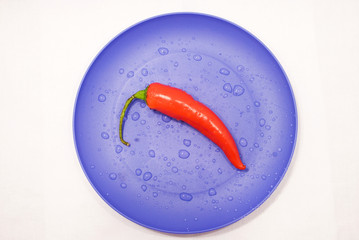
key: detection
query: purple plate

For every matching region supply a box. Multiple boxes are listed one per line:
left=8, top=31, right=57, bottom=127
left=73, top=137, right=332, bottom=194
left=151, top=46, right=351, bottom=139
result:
left=73, top=13, right=297, bottom=233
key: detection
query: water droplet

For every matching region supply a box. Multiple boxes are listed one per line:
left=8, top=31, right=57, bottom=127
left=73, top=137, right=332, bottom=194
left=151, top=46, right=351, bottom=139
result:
left=194, top=217, right=198, bottom=221
left=119, top=68, right=124, bottom=74
left=131, top=112, right=140, bottom=121
left=101, top=132, right=109, bottom=139
left=127, top=71, right=134, bottom=78
left=90, top=165, right=95, bottom=169
left=183, top=139, right=191, bottom=147
left=98, top=94, right=106, bottom=102
left=179, top=149, right=190, bottom=159
left=259, top=118, right=266, bottom=127
left=140, top=119, right=146, bottom=125
left=254, top=143, right=259, bottom=148
left=228, top=196, right=234, bottom=201
left=272, top=152, right=278, bottom=157
left=212, top=159, right=216, bottom=163
left=141, top=185, right=147, bottom=192
left=233, top=85, right=245, bottom=96
left=143, top=172, right=152, bottom=181
left=254, top=101, right=261, bottom=107
left=278, top=147, right=282, bottom=152
left=265, top=125, right=271, bottom=130
left=174, top=61, right=179, bottom=67
left=182, top=185, right=186, bottom=190
left=171, top=167, right=178, bottom=173
left=109, top=173, right=117, bottom=180
left=179, top=192, right=193, bottom=201
left=167, top=162, right=172, bottom=167
left=219, top=68, right=230, bottom=75
left=181, top=48, right=187, bottom=52
left=161, top=114, right=171, bottom=123
left=158, top=47, right=169, bottom=55
left=261, top=175, right=267, bottom=180
left=141, top=68, right=148, bottom=76
left=237, top=65, right=244, bottom=72
left=217, top=168, right=223, bottom=174
left=148, top=150, right=155, bottom=158
left=140, top=102, right=146, bottom=108
left=115, top=145, right=123, bottom=153
left=208, top=188, right=217, bottom=196
left=120, top=183, right=127, bottom=188
left=239, top=137, right=248, bottom=147
left=135, top=168, right=142, bottom=176
left=223, top=83, right=232, bottom=93
left=193, top=54, right=202, bottom=61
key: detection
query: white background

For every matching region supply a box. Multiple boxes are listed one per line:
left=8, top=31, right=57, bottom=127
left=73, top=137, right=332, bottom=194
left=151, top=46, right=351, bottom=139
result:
left=1, top=0, right=359, bottom=239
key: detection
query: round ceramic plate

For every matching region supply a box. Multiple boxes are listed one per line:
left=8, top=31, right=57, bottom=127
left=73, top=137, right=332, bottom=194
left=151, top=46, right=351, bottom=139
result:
left=73, top=13, right=297, bottom=234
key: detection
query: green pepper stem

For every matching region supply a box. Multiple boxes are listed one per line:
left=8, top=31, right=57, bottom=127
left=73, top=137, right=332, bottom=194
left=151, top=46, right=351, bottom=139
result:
left=119, top=87, right=148, bottom=146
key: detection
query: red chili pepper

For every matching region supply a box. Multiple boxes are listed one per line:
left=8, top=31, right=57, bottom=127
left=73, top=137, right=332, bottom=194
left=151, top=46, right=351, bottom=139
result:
left=119, top=83, right=246, bottom=170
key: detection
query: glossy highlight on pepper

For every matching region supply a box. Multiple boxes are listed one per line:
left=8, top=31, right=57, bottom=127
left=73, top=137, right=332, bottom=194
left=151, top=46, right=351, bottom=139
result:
left=119, top=83, right=246, bottom=170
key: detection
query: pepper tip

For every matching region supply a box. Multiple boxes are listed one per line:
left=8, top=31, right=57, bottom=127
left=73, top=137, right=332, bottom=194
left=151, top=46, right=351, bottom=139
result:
left=238, top=164, right=246, bottom=170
